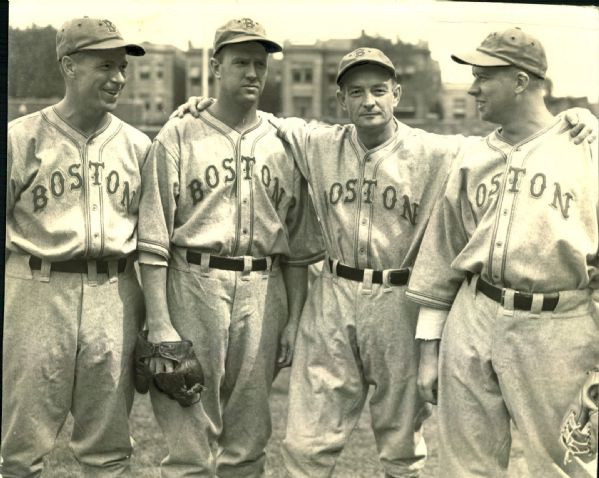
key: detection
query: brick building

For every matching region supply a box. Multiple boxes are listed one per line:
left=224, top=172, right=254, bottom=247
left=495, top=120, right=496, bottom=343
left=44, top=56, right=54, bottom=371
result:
left=120, top=42, right=186, bottom=125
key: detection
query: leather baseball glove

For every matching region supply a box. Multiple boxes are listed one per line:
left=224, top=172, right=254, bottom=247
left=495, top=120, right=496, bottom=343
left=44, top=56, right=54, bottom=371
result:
left=559, top=368, right=599, bottom=465
left=134, top=331, right=205, bottom=407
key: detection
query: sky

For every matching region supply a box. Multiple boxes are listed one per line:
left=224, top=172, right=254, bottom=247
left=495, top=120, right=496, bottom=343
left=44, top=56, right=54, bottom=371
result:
left=8, top=0, right=599, bottom=102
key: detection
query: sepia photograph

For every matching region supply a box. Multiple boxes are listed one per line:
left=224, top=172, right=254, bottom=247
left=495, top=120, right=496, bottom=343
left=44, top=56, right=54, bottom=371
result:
left=3, top=1, right=599, bottom=477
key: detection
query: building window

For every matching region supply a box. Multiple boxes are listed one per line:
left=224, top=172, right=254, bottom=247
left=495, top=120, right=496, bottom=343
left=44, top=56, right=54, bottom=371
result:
left=190, top=66, right=201, bottom=86
left=139, top=65, right=151, bottom=80
left=138, top=93, right=151, bottom=111
left=155, top=97, right=164, bottom=113
left=291, top=67, right=313, bottom=84
left=452, top=97, right=466, bottom=119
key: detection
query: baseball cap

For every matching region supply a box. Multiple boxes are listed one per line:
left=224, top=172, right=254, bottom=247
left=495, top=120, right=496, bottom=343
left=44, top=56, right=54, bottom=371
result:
left=56, top=17, right=145, bottom=60
left=213, top=18, right=282, bottom=54
left=336, top=48, right=396, bottom=85
left=451, top=27, right=547, bottom=79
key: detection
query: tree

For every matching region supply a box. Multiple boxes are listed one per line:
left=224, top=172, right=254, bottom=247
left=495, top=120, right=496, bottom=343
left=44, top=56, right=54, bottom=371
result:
left=9, top=25, right=64, bottom=98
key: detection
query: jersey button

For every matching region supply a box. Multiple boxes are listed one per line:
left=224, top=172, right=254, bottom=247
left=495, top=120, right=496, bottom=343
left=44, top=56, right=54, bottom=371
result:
left=242, top=198, right=248, bottom=204
left=496, top=241, right=503, bottom=247
left=92, top=204, right=97, bottom=211
left=94, top=233, right=99, bottom=238
left=361, top=219, right=367, bottom=225
left=242, top=228, right=248, bottom=234
left=359, top=247, right=365, bottom=254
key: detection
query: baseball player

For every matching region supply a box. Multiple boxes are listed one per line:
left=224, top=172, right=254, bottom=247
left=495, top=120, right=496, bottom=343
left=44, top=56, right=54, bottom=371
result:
left=2, top=17, right=149, bottom=478
left=174, top=49, right=597, bottom=477
left=137, top=18, right=324, bottom=478
left=406, top=27, right=599, bottom=478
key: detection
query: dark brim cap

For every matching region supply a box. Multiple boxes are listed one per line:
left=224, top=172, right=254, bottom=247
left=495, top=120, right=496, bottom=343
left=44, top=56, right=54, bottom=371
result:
left=336, top=47, right=396, bottom=85
left=215, top=34, right=282, bottom=54
left=451, top=28, right=547, bottom=79
left=76, top=38, right=145, bottom=56
left=213, top=18, right=282, bottom=55
left=451, top=50, right=510, bottom=68
left=56, top=17, right=145, bottom=60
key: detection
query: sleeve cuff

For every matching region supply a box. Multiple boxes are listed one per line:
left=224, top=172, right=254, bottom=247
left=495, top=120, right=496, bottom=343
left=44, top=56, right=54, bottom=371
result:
left=138, top=250, right=168, bottom=267
left=415, top=307, right=449, bottom=340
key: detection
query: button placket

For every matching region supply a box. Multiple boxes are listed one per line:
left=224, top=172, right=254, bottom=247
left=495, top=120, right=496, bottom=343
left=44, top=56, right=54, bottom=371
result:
left=357, top=156, right=375, bottom=269
left=87, top=143, right=103, bottom=255
left=237, top=134, right=252, bottom=252
left=490, top=147, right=524, bottom=282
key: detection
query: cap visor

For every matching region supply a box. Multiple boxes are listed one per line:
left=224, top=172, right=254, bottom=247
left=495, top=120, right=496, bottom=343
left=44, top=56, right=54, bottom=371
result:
left=451, top=50, right=510, bottom=67
left=79, top=38, right=145, bottom=56
left=336, top=60, right=396, bottom=85
left=216, top=35, right=282, bottom=53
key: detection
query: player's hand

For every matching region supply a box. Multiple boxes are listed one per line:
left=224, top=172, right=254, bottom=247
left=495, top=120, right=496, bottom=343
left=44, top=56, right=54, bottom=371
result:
left=564, top=108, right=598, bottom=145
left=277, top=318, right=300, bottom=368
left=169, top=96, right=215, bottom=119
left=146, top=325, right=182, bottom=374
left=417, top=340, right=440, bottom=405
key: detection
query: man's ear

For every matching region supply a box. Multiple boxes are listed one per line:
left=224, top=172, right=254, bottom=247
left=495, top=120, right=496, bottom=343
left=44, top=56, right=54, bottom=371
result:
left=210, top=57, right=221, bottom=79
left=61, top=55, right=77, bottom=79
left=393, top=83, right=402, bottom=107
left=514, top=71, right=530, bottom=94
left=336, top=87, right=348, bottom=112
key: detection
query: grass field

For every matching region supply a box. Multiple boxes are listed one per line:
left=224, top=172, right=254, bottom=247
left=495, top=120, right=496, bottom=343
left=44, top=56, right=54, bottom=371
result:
left=42, top=368, right=527, bottom=477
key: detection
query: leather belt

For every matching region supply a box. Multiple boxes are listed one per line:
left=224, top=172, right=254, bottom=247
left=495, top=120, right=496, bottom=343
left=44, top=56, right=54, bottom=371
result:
left=29, top=256, right=128, bottom=274
left=472, top=275, right=559, bottom=311
left=187, top=251, right=269, bottom=272
left=328, top=259, right=409, bottom=286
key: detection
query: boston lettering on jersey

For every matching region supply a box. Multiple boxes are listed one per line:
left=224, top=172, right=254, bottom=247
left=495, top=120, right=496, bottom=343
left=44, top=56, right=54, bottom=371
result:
left=323, top=178, right=419, bottom=225
left=31, top=162, right=136, bottom=213
left=474, top=166, right=574, bottom=219
left=187, top=157, right=286, bottom=210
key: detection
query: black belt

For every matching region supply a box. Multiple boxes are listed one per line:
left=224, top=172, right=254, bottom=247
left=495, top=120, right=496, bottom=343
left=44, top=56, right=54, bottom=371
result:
left=29, top=256, right=128, bottom=274
left=471, top=274, right=559, bottom=311
left=187, top=251, right=269, bottom=272
left=328, top=259, right=410, bottom=286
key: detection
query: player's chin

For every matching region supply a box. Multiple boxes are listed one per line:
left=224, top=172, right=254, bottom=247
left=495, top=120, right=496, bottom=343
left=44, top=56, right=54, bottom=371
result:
left=237, top=93, right=261, bottom=105
left=356, top=116, right=386, bottom=129
left=100, top=100, right=119, bottom=112
left=99, top=92, right=121, bottom=110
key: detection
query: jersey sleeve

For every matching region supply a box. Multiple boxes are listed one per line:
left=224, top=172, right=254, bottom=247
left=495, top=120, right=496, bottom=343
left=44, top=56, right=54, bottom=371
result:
left=271, top=116, right=315, bottom=181
left=405, top=160, right=471, bottom=310
left=137, top=128, right=181, bottom=266
left=281, top=166, right=325, bottom=267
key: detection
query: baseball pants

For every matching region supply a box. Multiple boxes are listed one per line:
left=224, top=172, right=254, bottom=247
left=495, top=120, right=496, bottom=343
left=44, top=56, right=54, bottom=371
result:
left=150, top=249, right=287, bottom=478
left=437, top=278, right=599, bottom=478
left=282, top=262, right=430, bottom=478
left=1, top=253, right=144, bottom=478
